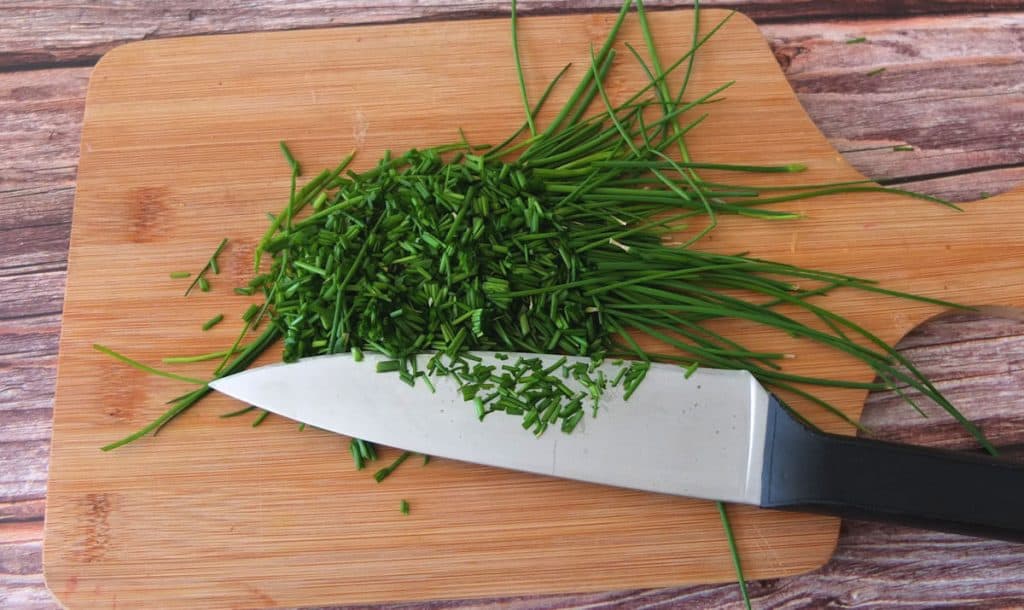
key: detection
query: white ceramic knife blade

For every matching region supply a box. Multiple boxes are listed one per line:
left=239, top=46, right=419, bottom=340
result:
left=210, top=351, right=770, bottom=504
left=209, top=351, right=1024, bottom=541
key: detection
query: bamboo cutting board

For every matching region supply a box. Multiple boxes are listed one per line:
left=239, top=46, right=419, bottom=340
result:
left=45, top=8, right=1024, bottom=609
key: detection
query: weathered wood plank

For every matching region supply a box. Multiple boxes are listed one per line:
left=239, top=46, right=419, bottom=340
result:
left=0, top=520, right=52, bottom=610
left=2, top=1, right=1023, bottom=71
left=0, top=67, right=86, bottom=188
left=0, top=440, right=49, bottom=505
left=0, top=345, right=59, bottom=410
left=0, top=270, right=65, bottom=322
left=762, top=14, right=1024, bottom=193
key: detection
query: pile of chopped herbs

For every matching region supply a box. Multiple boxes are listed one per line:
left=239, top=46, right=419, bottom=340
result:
left=95, top=1, right=994, bottom=605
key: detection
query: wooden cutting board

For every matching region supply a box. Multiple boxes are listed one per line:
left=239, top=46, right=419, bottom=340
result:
left=44, top=8, right=1024, bottom=609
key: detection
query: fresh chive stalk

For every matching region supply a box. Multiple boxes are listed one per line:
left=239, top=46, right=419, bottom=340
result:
left=185, top=238, right=228, bottom=296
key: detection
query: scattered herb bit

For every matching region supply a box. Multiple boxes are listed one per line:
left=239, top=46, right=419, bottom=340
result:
left=866, top=66, right=886, bottom=77
left=350, top=438, right=376, bottom=470
left=376, top=360, right=402, bottom=373
left=354, top=438, right=377, bottom=464
left=251, top=410, right=270, bottom=427
left=374, top=451, right=412, bottom=483
left=280, top=141, right=300, bottom=175
left=980, top=191, right=991, bottom=199
left=241, top=304, right=260, bottom=323
left=202, top=313, right=225, bottom=331
left=163, top=344, right=248, bottom=364
left=220, top=405, right=257, bottom=419
left=93, top=344, right=207, bottom=386
left=718, top=502, right=752, bottom=610
left=422, top=454, right=431, bottom=466
left=845, top=36, right=867, bottom=44
left=185, top=238, right=229, bottom=296
left=400, top=499, right=410, bottom=515
left=169, top=271, right=191, bottom=279
left=893, top=145, right=914, bottom=152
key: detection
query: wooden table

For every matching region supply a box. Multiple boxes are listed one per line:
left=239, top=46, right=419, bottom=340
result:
left=2, top=2, right=1023, bottom=608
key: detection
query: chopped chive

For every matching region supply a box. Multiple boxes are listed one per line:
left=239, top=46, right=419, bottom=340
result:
left=220, top=405, right=256, bottom=418
left=162, top=344, right=248, bottom=364
left=892, top=144, right=914, bottom=152
left=845, top=36, right=867, bottom=44
left=251, top=410, right=270, bottom=427
left=241, top=304, right=260, bottom=323
left=400, top=499, right=410, bottom=515
left=376, top=360, right=401, bottom=373
left=202, top=313, right=224, bottom=331
left=350, top=439, right=365, bottom=470
left=169, top=271, right=191, bottom=279
left=93, top=344, right=208, bottom=386
left=866, top=66, right=886, bottom=77
left=718, top=502, right=752, bottom=610
left=185, top=238, right=228, bottom=296
left=374, top=451, right=412, bottom=483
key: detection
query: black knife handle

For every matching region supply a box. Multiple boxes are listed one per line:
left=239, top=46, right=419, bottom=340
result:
left=759, top=396, right=1024, bottom=542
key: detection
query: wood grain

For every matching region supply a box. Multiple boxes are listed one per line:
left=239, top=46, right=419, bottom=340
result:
left=3, top=1, right=1023, bottom=71
left=2, top=3, right=1024, bottom=609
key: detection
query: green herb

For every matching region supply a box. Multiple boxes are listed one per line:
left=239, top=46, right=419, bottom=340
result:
left=93, top=344, right=207, bottom=386
left=169, top=271, right=191, bottom=279
left=241, top=304, right=260, bottom=323
left=100, top=326, right=279, bottom=451
left=374, top=451, right=412, bottom=482
left=400, top=499, right=410, bottom=515
left=252, top=409, right=270, bottom=427
left=163, top=344, right=248, bottom=364
left=350, top=438, right=377, bottom=470
left=718, top=502, right=751, bottom=610
left=893, top=144, right=914, bottom=152
left=510, top=0, right=535, bottom=136
left=185, top=238, right=228, bottom=296
left=202, top=313, right=224, bottom=331
left=845, top=36, right=867, bottom=44
left=220, top=405, right=256, bottom=418
left=866, top=67, right=886, bottom=77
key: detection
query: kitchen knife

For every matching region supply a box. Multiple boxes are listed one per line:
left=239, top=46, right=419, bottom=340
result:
left=209, top=351, right=1024, bottom=542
